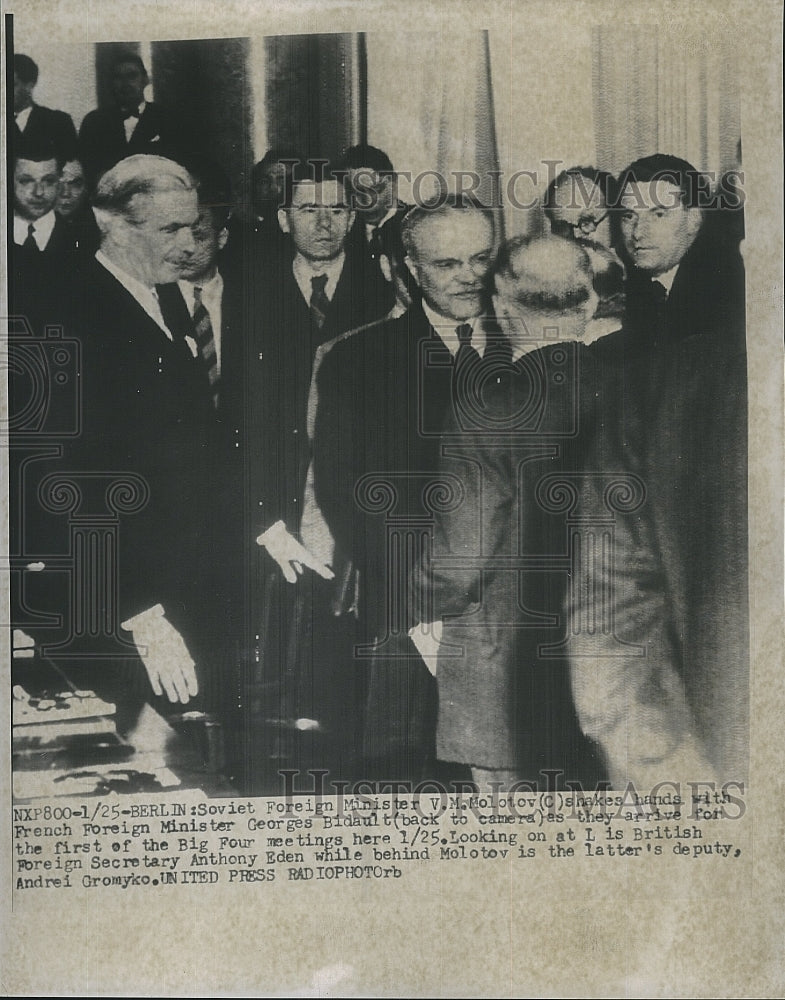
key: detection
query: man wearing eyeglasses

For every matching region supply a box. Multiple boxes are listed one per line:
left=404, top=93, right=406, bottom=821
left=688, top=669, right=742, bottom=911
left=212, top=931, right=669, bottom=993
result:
left=544, top=166, right=615, bottom=249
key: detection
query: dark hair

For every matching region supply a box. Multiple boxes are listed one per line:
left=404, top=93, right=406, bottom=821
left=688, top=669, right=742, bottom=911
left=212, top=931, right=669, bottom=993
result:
left=280, top=160, right=349, bottom=208
left=14, top=137, right=64, bottom=171
left=14, top=54, right=39, bottom=85
left=112, top=51, right=147, bottom=76
left=343, top=143, right=394, bottom=174
left=177, top=152, right=233, bottom=226
left=400, top=194, right=496, bottom=259
left=253, top=148, right=304, bottom=178
left=615, top=153, right=708, bottom=209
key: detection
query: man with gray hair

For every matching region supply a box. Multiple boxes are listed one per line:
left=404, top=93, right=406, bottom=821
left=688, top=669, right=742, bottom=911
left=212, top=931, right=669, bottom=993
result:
left=412, top=234, right=606, bottom=791
left=64, top=154, right=219, bottom=708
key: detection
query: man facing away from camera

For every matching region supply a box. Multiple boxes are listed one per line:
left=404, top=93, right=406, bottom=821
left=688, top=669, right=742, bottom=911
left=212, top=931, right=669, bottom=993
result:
left=313, top=195, right=504, bottom=782
left=412, top=234, right=608, bottom=792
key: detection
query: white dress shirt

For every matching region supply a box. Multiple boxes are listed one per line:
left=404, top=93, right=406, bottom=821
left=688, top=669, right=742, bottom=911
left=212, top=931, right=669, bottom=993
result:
left=95, top=250, right=173, bottom=338
left=292, top=251, right=345, bottom=307
left=656, top=264, right=679, bottom=296
left=422, top=303, right=487, bottom=358
left=14, top=210, right=56, bottom=250
left=123, top=100, right=146, bottom=142
left=15, top=105, right=33, bottom=131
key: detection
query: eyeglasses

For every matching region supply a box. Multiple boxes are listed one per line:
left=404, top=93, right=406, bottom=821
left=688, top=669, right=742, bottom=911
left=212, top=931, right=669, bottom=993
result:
left=573, top=212, right=609, bottom=235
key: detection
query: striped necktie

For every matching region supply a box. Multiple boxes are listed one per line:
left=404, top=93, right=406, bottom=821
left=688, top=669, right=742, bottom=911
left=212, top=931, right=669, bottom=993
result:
left=310, top=274, right=330, bottom=330
left=192, top=285, right=219, bottom=407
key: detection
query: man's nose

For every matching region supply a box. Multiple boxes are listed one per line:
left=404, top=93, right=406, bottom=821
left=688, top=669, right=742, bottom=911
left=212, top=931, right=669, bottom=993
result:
left=180, top=227, right=197, bottom=254
left=314, top=207, right=332, bottom=230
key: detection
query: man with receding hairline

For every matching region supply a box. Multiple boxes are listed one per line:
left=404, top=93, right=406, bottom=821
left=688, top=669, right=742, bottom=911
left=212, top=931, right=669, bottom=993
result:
left=313, top=196, right=503, bottom=781
left=412, top=234, right=607, bottom=790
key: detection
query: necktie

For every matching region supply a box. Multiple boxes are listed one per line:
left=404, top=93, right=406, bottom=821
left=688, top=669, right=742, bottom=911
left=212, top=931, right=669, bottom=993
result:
left=651, top=279, right=669, bottom=340
left=192, top=286, right=220, bottom=407
left=23, top=223, right=39, bottom=252
left=455, top=323, right=480, bottom=366
left=310, top=274, right=330, bottom=330
left=368, top=226, right=383, bottom=261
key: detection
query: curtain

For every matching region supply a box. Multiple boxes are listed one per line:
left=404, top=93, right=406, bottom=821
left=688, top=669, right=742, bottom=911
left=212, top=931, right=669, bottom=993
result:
left=593, top=23, right=741, bottom=177
left=365, top=30, right=501, bottom=218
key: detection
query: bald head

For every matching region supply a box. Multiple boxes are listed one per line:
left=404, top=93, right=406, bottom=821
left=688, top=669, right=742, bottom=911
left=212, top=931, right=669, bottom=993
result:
left=493, top=235, right=597, bottom=345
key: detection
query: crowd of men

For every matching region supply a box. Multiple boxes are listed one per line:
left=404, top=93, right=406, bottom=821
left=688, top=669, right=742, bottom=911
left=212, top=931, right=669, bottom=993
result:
left=9, top=50, right=748, bottom=795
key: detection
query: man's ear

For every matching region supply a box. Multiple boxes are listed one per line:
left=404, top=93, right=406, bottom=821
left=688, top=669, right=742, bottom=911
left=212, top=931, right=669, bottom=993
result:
left=277, top=207, right=290, bottom=234
left=404, top=254, right=418, bottom=281
left=217, top=226, right=229, bottom=252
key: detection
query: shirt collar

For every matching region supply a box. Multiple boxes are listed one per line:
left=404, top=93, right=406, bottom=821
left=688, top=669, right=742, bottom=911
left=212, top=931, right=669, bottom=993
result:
left=421, top=303, right=486, bottom=358
left=15, top=105, right=33, bottom=129
left=292, top=251, right=345, bottom=302
left=655, top=265, right=679, bottom=295
left=14, top=210, right=56, bottom=249
left=178, top=271, right=223, bottom=309
left=95, top=249, right=172, bottom=338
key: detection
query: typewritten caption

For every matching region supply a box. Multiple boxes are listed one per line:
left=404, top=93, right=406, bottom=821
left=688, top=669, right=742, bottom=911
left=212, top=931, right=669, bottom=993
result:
left=12, top=783, right=747, bottom=891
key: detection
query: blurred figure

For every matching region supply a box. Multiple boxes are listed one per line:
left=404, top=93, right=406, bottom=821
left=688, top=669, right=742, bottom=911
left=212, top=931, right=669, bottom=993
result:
left=343, top=143, right=410, bottom=265
left=79, top=52, right=193, bottom=186
left=249, top=147, right=303, bottom=248
left=576, top=238, right=626, bottom=343
left=568, top=331, right=748, bottom=788
left=13, top=53, right=78, bottom=161
left=55, top=156, right=100, bottom=254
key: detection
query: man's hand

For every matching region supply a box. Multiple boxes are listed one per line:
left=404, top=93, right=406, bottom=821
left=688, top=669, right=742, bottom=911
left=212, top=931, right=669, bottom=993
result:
left=122, top=608, right=199, bottom=704
left=256, top=519, right=335, bottom=584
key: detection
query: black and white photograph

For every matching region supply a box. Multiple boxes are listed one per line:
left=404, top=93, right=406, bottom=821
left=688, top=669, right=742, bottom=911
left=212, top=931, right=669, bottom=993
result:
left=1, top=0, right=782, bottom=995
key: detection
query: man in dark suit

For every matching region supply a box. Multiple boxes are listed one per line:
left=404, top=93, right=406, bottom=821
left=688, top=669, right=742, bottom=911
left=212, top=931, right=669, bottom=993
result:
left=313, top=196, right=500, bottom=781
left=79, top=52, right=190, bottom=187
left=54, top=156, right=100, bottom=255
left=154, top=157, right=251, bottom=761
left=411, top=234, right=608, bottom=790
left=611, top=153, right=745, bottom=354
left=13, top=54, right=78, bottom=161
left=11, top=139, right=87, bottom=327
left=62, top=153, right=216, bottom=707
left=567, top=332, right=748, bottom=789
left=242, top=161, right=392, bottom=788
left=343, top=143, right=410, bottom=269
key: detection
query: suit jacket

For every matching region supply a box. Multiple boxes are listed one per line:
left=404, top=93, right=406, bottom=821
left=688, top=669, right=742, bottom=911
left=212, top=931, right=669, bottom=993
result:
left=251, top=245, right=393, bottom=538
left=63, top=259, right=219, bottom=631
left=415, top=340, right=610, bottom=780
left=79, top=102, right=193, bottom=184
left=314, top=305, right=509, bottom=640
left=313, top=304, right=509, bottom=775
left=14, top=104, right=78, bottom=159
left=620, top=222, right=746, bottom=354
left=568, top=333, right=748, bottom=787
left=10, top=215, right=88, bottom=328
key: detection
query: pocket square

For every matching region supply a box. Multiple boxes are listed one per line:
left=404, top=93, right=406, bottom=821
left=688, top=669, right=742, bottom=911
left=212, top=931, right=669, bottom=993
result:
left=150, top=134, right=161, bottom=142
